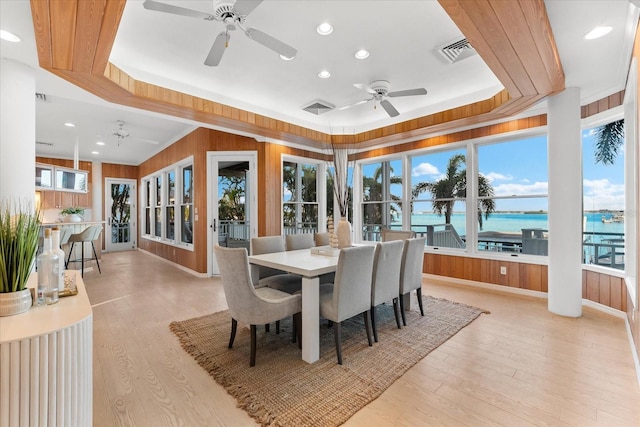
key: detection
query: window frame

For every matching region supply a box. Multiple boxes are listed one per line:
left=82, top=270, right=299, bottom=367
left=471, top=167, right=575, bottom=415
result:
left=281, top=154, right=326, bottom=235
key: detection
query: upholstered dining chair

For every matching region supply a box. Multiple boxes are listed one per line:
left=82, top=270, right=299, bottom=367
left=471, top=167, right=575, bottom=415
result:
left=319, top=245, right=375, bottom=364
left=214, top=245, right=302, bottom=367
left=381, top=228, right=416, bottom=242
left=314, top=232, right=331, bottom=246
left=65, top=225, right=103, bottom=277
left=370, top=240, right=404, bottom=342
left=399, top=237, right=427, bottom=326
left=250, top=236, right=302, bottom=294
left=285, top=233, right=315, bottom=251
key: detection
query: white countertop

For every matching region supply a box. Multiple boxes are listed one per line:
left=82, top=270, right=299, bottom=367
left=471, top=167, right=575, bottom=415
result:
left=0, top=271, right=92, bottom=343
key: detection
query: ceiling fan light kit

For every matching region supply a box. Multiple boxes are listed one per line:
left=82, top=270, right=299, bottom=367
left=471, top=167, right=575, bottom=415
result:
left=143, top=0, right=297, bottom=66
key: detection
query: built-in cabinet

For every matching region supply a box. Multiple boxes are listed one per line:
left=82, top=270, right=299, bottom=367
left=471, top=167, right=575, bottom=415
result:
left=36, top=161, right=91, bottom=209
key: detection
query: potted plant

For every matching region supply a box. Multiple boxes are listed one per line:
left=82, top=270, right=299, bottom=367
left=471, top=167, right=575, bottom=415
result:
left=0, top=200, right=41, bottom=316
left=60, top=206, right=85, bottom=222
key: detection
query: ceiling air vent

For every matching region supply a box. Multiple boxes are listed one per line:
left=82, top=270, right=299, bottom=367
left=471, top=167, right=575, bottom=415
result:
left=438, top=38, right=477, bottom=63
left=302, top=100, right=335, bottom=115
left=35, top=93, right=48, bottom=102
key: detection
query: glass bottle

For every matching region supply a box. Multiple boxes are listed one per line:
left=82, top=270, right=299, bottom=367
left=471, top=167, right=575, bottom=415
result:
left=51, top=227, right=66, bottom=294
left=36, top=228, right=59, bottom=305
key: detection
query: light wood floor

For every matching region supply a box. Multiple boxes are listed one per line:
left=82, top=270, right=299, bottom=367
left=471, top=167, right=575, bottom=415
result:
left=85, top=250, right=640, bottom=426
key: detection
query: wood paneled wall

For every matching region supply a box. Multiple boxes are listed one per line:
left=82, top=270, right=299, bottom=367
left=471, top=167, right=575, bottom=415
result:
left=424, top=253, right=548, bottom=293
left=136, top=128, right=326, bottom=273
left=583, top=270, right=627, bottom=312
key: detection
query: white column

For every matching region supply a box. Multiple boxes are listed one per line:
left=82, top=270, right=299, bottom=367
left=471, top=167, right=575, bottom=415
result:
left=547, top=87, right=583, bottom=317
left=0, top=59, right=35, bottom=204
left=92, top=161, right=103, bottom=222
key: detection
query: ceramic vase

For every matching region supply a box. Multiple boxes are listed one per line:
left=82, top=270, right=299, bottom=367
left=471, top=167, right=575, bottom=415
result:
left=0, top=288, right=32, bottom=316
left=65, top=214, right=82, bottom=223
left=336, top=217, right=352, bottom=249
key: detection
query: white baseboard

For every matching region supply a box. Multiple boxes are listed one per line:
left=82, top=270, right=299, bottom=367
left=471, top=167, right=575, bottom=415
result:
left=137, top=248, right=209, bottom=278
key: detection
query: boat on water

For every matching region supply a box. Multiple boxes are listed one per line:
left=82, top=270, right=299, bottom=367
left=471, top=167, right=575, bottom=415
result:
left=601, top=213, right=624, bottom=223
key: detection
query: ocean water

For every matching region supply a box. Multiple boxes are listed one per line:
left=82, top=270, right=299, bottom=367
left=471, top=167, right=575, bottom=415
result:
left=393, top=212, right=624, bottom=240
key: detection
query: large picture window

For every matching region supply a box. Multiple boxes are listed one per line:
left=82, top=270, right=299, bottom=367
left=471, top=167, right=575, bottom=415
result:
left=361, top=158, right=403, bottom=241
left=141, top=157, right=193, bottom=248
left=283, top=159, right=319, bottom=234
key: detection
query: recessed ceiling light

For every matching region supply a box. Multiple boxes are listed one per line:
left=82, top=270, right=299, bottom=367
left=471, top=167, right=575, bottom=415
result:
left=354, top=49, right=370, bottom=60
left=0, top=30, right=21, bottom=43
left=91, top=151, right=99, bottom=155
left=318, top=70, right=331, bottom=79
left=316, top=22, right=333, bottom=36
left=585, top=26, right=612, bottom=40
left=280, top=54, right=294, bottom=61
left=96, top=141, right=105, bottom=146
left=64, top=122, right=76, bottom=127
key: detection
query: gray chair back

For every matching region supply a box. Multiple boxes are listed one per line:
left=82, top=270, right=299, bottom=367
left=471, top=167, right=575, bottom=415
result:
left=400, top=237, right=426, bottom=294
left=381, top=229, right=416, bottom=242
left=68, top=225, right=102, bottom=243
left=314, top=232, right=331, bottom=246
left=331, top=245, right=375, bottom=322
left=285, top=233, right=315, bottom=251
left=250, top=236, right=286, bottom=279
left=371, top=240, right=404, bottom=306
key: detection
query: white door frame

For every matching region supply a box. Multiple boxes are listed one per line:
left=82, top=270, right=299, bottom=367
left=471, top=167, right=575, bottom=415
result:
left=104, top=177, right=137, bottom=252
left=207, top=151, right=258, bottom=276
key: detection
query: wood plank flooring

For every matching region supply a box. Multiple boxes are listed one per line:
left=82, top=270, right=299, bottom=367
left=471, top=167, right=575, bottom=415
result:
left=85, top=250, right=640, bottom=426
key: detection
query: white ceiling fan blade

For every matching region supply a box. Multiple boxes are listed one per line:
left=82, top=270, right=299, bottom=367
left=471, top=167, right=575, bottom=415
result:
left=380, top=99, right=400, bottom=117
left=388, top=88, right=428, bottom=97
left=243, top=27, right=297, bottom=59
left=143, top=0, right=214, bottom=20
left=338, top=99, right=370, bottom=111
left=354, top=83, right=376, bottom=95
left=205, top=32, right=229, bottom=66
left=233, top=0, right=263, bottom=17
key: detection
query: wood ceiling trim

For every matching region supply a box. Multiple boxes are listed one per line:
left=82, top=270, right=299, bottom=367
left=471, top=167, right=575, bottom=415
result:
left=31, top=0, right=564, bottom=149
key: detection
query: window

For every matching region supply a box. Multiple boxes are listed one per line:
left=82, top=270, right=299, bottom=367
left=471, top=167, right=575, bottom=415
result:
left=411, top=148, right=467, bottom=249
left=361, top=158, right=403, bottom=241
left=141, top=157, right=193, bottom=248
left=181, top=165, right=193, bottom=244
left=326, top=164, right=353, bottom=226
left=476, top=136, right=548, bottom=255
left=582, top=120, right=625, bottom=270
left=283, top=160, right=319, bottom=234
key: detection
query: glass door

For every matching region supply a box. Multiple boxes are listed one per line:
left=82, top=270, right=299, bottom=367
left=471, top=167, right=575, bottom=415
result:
left=208, top=152, right=257, bottom=275
left=105, top=178, right=136, bottom=251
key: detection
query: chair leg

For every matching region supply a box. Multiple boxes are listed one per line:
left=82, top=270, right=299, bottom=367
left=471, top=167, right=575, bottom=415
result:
left=292, top=316, right=297, bottom=343
left=80, top=242, right=84, bottom=278
left=392, top=298, right=402, bottom=329
left=250, top=325, right=257, bottom=367
left=294, top=313, right=302, bottom=350
left=91, top=242, right=101, bottom=274
left=276, top=320, right=280, bottom=334
left=228, top=318, right=237, bottom=348
left=370, top=306, right=378, bottom=343
left=399, top=293, right=407, bottom=326
left=416, top=288, right=424, bottom=316
left=66, top=242, right=74, bottom=268
left=363, top=311, right=373, bottom=347
left=333, top=322, right=342, bottom=365
left=265, top=324, right=270, bottom=332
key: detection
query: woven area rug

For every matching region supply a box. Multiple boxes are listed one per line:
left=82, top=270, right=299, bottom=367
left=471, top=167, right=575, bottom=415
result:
left=170, top=296, right=487, bottom=427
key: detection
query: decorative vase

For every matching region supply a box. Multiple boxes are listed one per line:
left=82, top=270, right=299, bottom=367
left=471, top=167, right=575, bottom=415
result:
left=65, top=214, right=82, bottom=223
left=336, top=217, right=352, bottom=249
left=0, top=288, right=32, bottom=316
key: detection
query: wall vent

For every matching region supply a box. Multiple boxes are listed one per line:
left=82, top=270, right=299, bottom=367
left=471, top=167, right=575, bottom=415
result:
left=302, top=100, right=335, bottom=115
left=35, top=93, right=48, bottom=102
left=437, top=38, right=477, bottom=63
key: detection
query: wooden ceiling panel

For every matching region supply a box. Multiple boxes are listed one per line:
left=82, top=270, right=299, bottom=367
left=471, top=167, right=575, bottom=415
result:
left=31, top=0, right=565, bottom=149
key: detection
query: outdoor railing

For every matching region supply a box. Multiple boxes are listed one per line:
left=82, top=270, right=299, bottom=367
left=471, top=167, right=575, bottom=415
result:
left=283, top=222, right=317, bottom=235
left=583, top=231, right=625, bottom=270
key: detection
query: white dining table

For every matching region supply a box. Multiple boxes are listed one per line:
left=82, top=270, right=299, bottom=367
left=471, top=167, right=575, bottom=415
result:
left=248, top=248, right=339, bottom=363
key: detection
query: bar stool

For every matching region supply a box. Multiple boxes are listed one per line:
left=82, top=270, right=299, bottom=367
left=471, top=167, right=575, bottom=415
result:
left=65, top=225, right=103, bottom=277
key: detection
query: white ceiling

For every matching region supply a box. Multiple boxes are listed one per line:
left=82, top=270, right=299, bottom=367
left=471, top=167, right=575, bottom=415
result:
left=0, top=0, right=637, bottom=166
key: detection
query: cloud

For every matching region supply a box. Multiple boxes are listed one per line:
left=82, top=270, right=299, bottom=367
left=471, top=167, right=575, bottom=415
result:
left=483, top=172, right=513, bottom=182
left=412, top=162, right=439, bottom=177
left=492, top=181, right=548, bottom=197
left=583, top=178, right=625, bottom=210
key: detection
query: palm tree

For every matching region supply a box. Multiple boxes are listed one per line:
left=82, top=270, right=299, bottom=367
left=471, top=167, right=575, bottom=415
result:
left=413, top=154, right=496, bottom=229
left=594, top=119, right=624, bottom=165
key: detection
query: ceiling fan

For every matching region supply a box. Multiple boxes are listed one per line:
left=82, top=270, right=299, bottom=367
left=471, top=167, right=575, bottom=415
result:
left=142, top=0, right=297, bottom=66
left=338, top=80, right=428, bottom=117
left=112, top=120, right=159, bottom=146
